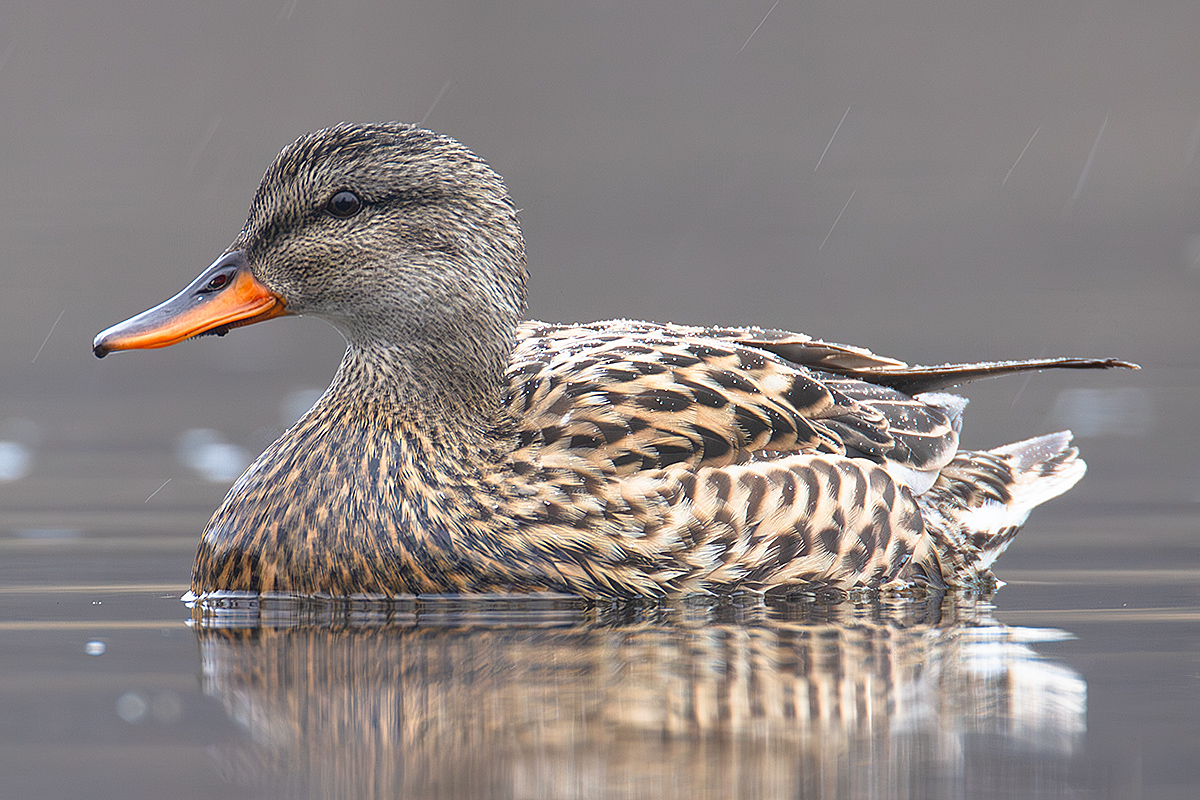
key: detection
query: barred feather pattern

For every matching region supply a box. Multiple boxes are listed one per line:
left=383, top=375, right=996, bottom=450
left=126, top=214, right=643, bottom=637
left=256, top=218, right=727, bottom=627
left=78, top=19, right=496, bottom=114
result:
left=917, top=432, right=1087, bottom=584
left=174, top=123, right=1129, bottom=600
left=190, top=320, right=1102, bottom=599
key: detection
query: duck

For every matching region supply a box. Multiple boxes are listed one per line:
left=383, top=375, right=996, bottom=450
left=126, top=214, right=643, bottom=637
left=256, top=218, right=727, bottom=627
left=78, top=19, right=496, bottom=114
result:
left=93, top=122, right=1136, bottom=600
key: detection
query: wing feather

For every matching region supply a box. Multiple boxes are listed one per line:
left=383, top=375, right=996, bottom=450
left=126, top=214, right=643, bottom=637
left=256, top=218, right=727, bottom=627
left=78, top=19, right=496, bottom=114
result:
left=505, top=320, right=959, bottom=489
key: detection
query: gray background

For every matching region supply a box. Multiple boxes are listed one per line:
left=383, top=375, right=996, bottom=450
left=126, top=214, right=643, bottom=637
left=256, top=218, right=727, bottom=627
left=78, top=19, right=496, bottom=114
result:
left=0, top=0, right=1192, bottom=518
left=1, top=4, right=1197, bottom=798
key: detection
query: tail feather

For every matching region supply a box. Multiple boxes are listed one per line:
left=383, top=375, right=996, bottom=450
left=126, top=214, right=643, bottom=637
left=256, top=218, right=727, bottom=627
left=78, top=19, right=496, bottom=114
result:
left=918, top=431, right=1085, bottom=586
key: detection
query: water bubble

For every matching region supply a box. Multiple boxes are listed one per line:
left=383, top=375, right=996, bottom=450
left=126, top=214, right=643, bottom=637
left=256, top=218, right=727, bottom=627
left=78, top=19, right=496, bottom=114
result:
left=116, top=692, right=148, bottom=723
left=0, top=418, right=42, bottom=480
left=0, top=441, right=32, bottom=481
left=176, top=428, right=252, bottom=482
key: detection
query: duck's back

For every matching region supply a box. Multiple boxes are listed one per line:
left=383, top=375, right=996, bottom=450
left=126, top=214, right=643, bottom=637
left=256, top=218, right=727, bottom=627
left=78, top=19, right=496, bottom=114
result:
left=506, top=320, right=962, bottom=483
left=477, top=320, right=1105, bottom=595
left=189, top=318, right=1119, bottom=599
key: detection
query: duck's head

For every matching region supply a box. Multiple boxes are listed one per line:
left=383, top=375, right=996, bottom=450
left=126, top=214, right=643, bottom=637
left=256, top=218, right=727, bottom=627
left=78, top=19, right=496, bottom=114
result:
left=94, top=123, right=527, bottom=398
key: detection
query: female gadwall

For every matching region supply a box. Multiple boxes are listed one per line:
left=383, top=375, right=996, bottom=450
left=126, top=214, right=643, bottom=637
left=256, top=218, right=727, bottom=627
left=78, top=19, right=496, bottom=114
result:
left=94, top=123, right=1135, bottom=599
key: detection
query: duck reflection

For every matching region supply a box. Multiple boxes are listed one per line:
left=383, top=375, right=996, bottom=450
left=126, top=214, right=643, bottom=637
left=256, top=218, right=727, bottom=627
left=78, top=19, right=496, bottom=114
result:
left=191, top=595, right=1084, bottom=799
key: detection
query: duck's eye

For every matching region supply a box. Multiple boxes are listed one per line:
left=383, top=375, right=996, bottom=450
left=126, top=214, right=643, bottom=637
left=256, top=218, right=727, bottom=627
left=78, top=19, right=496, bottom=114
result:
left=326, top=190, right=362, bottom=219
left=199, top=271, right=233, bottom=293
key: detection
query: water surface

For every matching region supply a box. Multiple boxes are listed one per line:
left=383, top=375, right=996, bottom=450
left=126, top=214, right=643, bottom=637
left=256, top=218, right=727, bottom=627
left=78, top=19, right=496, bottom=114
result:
left=1, top=505, right=1197, bottom=799
left=1, top=1, right=1198, bottom=797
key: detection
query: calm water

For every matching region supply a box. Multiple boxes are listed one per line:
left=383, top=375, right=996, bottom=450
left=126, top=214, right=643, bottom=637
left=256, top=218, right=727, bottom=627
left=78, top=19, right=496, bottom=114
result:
left=0, top=499, right=1197, bottom=799
left=3, top=1, right=1200, bottom=797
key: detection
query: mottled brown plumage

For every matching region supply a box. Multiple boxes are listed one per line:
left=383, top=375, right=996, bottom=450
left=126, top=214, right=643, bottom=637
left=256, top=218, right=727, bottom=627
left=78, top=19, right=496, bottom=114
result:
left=93, top=122, right=1137, bottom=600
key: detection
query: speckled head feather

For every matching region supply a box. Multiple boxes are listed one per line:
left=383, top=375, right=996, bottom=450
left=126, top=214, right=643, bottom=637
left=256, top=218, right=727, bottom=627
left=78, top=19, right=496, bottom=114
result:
left=240, top=123, right=527, bottom=412
left=92, top=122, right=1137, bottom=600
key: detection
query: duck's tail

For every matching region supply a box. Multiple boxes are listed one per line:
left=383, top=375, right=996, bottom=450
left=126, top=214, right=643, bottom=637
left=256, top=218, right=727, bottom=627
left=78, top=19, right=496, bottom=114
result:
left=918, top=431, right=1086, bottom=587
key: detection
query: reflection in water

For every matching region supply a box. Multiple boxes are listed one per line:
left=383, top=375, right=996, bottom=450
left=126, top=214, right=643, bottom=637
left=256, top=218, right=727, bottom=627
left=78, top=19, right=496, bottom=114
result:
left=191, top=595, right=1084, bottom=799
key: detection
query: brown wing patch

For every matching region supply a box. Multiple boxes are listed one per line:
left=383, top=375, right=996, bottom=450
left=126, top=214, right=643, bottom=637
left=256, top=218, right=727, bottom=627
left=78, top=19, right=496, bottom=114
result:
left=819, top=376, right=959, bottom=473
left=509, top=322, right=854, bottom=472
left=507, top=320, right=957, bottom=485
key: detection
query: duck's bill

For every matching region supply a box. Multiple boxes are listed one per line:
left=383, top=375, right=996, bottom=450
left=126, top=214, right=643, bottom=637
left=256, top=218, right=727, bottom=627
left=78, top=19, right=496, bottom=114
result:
left=93, top=251, right=287, bottom=358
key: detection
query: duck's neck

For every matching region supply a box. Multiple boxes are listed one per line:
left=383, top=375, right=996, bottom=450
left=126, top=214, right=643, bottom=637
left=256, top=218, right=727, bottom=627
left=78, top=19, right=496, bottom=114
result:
left=193, top=339, right=517, bottom=596
left=326, top=339, right=509, bottom=432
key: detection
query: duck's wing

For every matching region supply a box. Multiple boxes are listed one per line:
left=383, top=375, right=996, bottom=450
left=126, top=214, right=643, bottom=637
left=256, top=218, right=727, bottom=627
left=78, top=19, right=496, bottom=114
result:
left=700, top=325, right=1137, bottom=393
left=505, top=320, right=961, bottom=490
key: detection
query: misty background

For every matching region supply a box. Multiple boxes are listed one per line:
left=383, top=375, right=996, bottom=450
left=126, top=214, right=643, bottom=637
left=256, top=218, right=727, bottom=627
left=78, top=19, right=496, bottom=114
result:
left=0, top=1, right=1193, bottom=532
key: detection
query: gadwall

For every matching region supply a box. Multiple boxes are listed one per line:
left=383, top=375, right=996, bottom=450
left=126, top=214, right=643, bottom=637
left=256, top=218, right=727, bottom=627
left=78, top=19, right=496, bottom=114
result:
left=94, top=123, right=1136, bottom=599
